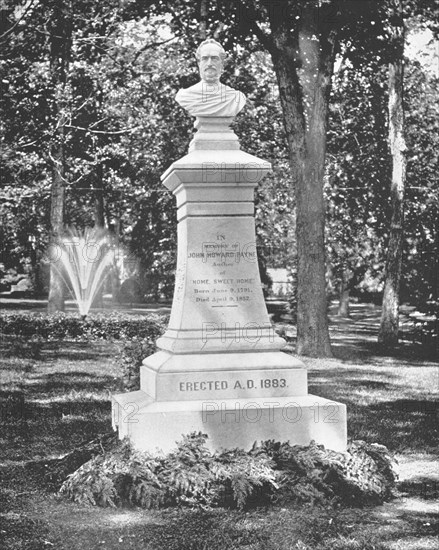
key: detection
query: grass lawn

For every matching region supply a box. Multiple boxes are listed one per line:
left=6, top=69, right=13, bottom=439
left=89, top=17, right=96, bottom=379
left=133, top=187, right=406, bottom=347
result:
left=0, top=303, right=438, bottom=549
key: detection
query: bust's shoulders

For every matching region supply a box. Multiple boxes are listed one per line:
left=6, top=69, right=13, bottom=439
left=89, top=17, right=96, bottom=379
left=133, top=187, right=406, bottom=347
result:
left=176, top=81, right=203, bottom=94
left=175, top=80, right=246, bottom=117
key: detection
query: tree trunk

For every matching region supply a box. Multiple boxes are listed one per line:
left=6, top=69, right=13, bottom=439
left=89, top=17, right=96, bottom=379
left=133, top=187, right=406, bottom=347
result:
left=268, top=3, right=335, bottom=356
left=338, top=269, right=350, bottom=317
left=47, top=137, right=66, bottom=313
left=93, top=174, right=106, bottom=311
left=94, top=165, right=105, bottom=229
left=199, top=0, right=208, bottom=39
left=93, top=87, right=106, bottom=229
left=378, top=0, right=406, bottom=346
left=47, top=1, right=72, bottom=313
left=92, top=89, right=105, bottom=309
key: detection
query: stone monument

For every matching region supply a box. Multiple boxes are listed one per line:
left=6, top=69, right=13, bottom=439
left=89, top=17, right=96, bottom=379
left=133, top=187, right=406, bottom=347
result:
left=112, top=39, right=347, bottom=453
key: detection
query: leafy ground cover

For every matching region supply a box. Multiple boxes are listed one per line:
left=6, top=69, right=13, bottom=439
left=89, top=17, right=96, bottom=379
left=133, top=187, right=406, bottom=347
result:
left=0, top=302, right=437, bottom=549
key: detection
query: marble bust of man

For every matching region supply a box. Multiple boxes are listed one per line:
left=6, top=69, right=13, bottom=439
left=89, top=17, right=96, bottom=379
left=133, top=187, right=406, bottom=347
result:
left=175, top=39, right=246, bottom=117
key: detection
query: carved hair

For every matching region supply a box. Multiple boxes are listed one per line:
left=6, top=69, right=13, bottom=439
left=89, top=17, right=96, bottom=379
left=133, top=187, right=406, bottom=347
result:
left=195, top=38, right=226, bottom=62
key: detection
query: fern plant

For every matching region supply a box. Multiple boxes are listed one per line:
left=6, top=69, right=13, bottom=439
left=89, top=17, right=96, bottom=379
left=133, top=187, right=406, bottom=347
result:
left=59, top=433, right=398, bottom=510
left=212, top=449, right=278, bottom=508
left=60, top=440, right=165, bottom=508
left=256, top=439, right=398, bottom=505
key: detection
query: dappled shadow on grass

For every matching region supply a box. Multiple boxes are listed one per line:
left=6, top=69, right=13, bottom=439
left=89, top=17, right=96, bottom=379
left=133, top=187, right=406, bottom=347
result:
left=0, top=460, right=54, bottom=550
left=330, top=337, right=439, bottom=365
left=0, top=371, right=117, bottom=405
left=1, top=398, right=113, bottom=462
left=0, top=340, right=120, bottom=463
left=0, top=361, right=36, bottom=372
left=310, top=374, right=438, bottom=453
left=308, top=361, right=438, bottom=454
left=362, top=399, right=438, bottom=452
left=25, top=396, right=111, bottom=419
left=370, top=406, right=435, bottom=454
left=23, top=500, right=439, bottom=550
left=309, top=393, right=438, bottom=454
left=31, top=506, right=272, bottom=550
left=311, top=366, right=398, bottom=380
left=1, top=381, right=115, bottom=462
left=22, top=505, right=354, bottom=550
left=0, top=513, right=50, bottom=550
left=125, top=510, right=271, bottom=550
left=1, top=368, right=119, bottom=431
left=347, top=379, right=393, bottom=390
left=0, top=337, right=117, bottom=360
left=24, top=371, right=119, bottom=396
left=308, top=367, right=399, bottom=391
left=371, top=503, right=439, bottom=549
left=398, top=476, right=439, bottom=501
left=40, top=341, right=119, bottom=363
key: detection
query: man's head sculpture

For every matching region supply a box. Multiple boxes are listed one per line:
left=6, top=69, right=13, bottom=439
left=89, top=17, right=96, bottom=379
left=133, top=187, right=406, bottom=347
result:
left=175, top=38, right=246, bottom=118
left=195, top=39, right=226, bottom=84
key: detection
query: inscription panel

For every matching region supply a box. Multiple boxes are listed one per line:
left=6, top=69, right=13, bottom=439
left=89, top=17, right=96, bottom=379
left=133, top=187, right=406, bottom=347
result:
left=143, top=368, right=308, bottom=401
left=168, top=217, right=270, bottom=332
left=187, top=220, right=261, bottom=316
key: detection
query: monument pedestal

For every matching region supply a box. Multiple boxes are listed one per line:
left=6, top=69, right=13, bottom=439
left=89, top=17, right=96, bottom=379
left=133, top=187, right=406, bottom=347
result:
left=112, top=117, right=347, bottom=453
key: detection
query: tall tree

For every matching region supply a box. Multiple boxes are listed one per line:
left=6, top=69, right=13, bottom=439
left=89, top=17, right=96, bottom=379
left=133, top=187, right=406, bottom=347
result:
left=378, top=0, right=407, bottom=345
left=270, top=1, right=336, bottom=355
left=47, top=0, right=73, bottom=313
left=231, top=0, right=343, bottom=356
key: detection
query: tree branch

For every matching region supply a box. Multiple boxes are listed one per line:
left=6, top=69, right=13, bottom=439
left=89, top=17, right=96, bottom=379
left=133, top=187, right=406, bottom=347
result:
left=236, top=1, right=275, bottom=53
left=65, top=125, right=139, bottom=135
left=131, top=36, right=177, bottom=64
left=0, top=0, right=37, bottom=41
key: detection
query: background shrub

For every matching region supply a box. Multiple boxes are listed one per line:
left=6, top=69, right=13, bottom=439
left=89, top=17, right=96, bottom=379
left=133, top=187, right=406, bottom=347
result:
left=115, top=337, right=157, bottom=390
left=0, top=311, right=168, bottom=342
left=409, top=298, right=438, bottom=348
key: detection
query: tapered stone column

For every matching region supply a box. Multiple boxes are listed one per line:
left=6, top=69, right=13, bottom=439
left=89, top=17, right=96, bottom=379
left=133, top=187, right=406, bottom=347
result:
left=112, top=117, right=347, bottom=453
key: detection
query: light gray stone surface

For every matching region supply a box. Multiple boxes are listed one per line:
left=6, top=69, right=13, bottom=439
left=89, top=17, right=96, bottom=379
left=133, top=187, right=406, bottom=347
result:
left=112, top=41, right=347, bottom=454
left=112, top=393, right=347, bottom=453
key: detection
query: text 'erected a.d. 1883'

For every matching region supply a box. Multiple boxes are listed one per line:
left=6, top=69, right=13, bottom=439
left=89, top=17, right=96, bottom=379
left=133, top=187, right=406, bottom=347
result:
left=179, top=378, right=288, bottom=392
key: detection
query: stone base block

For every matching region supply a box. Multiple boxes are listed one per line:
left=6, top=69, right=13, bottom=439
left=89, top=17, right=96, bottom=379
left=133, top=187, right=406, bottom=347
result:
left=112, top=391, right=347, bottom=454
